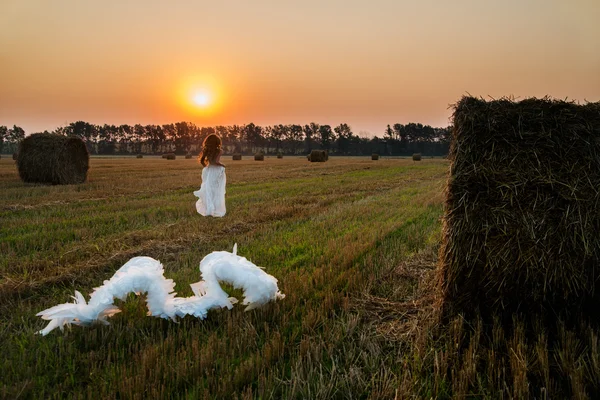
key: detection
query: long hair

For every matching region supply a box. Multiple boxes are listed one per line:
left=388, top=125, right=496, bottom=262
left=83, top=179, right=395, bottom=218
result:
left=199, top=134, right=222, bottom=166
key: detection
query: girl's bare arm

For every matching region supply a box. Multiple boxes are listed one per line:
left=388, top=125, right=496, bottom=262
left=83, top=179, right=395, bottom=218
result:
left=215, top=149, right=226, bottom=167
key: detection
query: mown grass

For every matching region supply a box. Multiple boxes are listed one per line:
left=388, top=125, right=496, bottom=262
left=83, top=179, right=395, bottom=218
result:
left=2, top=156, right=595, bottom=399
left=1, top=156, right=446, bottom=399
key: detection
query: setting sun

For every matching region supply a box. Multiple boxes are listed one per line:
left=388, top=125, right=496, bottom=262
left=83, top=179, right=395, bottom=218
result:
left=192, top=91, right=211, bottom=108
left=173, top=74, right=226, bottom=120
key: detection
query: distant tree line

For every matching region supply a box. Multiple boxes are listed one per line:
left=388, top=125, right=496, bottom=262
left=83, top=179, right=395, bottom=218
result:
left=0, top=125, right=25, bottom=155
left=1, top=121, right=450, bottom=156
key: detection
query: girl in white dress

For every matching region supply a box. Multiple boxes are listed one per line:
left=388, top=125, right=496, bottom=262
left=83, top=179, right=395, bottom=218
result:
left=194, top=134, right=226, bottom=217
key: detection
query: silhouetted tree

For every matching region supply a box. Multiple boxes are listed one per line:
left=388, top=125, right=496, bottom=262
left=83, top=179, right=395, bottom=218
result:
left=6, top=125, right=25, bottom=154
left=288, top=125, right=303, bottom=154
left=243, top=123, right=264, bottom=153
left=145, top=125, right=163, bottom=154
left=228, top=125, right=243, bottom=153
left=0, top=126, right=7, bottom=154
left=334, top=123, right=353, bottom=154
left=319, top=125, right=333, bottom=151
left=161, top=124, right=175, bottom=153
left=385, top=124, right=393, bottom=139
left=270, top=124, right=285, bottom=153
left=132, top=124, right=146, bottom=154
left=98, top=124, right=117, bottom=154
left=303, top=122, right=319, bottom=153
left=66, top=121, right=97, bottom=153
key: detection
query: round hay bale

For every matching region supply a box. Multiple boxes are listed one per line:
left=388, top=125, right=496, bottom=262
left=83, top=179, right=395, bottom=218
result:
left=371, top=153, right=379, bottom=160
left=308, top=150, right=328, bottom=162
left=162, top=153, right=168, bottom=159
left=165, top=153, right=176, bottom=160
left=277, top=153, right=283, bottom=159
left=439, top=96, right=600, bottom=326
left=254, top=153, right=264, bottom=161
left=232, top=154, right=242, bottom=160
left=412, top=153, right=422, bottom=161
left=185, top=153, right=193, bottom=159
left=17, top=133, right=89, bottom=185
left=136, top=154, right=143, bottom=159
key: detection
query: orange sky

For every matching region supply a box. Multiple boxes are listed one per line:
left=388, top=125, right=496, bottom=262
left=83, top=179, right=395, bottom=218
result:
left=1, top=0, right=599, bottom=136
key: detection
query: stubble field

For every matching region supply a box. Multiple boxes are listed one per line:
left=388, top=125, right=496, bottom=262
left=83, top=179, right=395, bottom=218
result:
left=1, top=156, right=447, bottom=399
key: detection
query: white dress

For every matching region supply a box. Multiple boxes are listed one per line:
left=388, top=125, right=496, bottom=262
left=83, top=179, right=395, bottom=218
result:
left=194, top=165, right=226, bottom=217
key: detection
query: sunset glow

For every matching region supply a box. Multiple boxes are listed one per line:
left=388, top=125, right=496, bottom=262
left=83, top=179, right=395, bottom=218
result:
left=0, top=1, right=598, bottom=134
left=171, top=73, right=227, bottom=121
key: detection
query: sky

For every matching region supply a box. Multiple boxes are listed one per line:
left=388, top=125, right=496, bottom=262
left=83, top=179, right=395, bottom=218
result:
left=1, top=0, right=599, bottom=136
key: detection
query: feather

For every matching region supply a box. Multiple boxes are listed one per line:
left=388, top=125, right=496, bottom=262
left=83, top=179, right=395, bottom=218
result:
left=37, top=245, right=284, bottom=336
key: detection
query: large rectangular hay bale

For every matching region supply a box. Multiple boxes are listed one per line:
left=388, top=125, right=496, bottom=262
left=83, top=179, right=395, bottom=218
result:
left=438, top=96, right=600, bottom=323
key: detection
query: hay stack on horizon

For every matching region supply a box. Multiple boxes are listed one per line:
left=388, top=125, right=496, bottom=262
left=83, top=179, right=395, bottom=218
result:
left=438, top=96, right=600, bottom=324
left=308, top=150, right=328, bottom=162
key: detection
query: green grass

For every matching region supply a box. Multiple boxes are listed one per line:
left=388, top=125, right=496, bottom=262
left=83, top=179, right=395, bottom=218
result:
left=4, top=156, right=595, bottom=399
left=0, top=156, right=447, bottom=399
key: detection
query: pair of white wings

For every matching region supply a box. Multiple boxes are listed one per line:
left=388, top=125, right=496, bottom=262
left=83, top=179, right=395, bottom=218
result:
left=37, top=244, right=285, bottom=336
